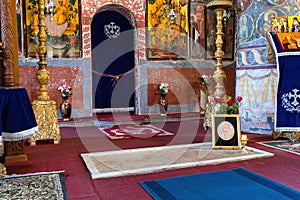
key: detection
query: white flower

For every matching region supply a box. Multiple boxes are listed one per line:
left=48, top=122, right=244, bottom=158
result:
left=159, top=82, right=169, bottom=95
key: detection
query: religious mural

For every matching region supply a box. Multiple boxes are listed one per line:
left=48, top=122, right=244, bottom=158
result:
left=147, top=0, right=189, bottom=59
left=25, top=0, right=81, bottom=58
left=236, top=0, right=300, bottom=134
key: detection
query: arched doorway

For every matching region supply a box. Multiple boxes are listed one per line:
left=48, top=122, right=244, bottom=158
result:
left=91, top=6, right=136, bottom=112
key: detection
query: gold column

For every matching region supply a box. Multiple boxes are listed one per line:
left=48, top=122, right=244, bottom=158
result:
left=203, top=0, right=232, bottom=129
left=29, top=0, right=60, bottom=145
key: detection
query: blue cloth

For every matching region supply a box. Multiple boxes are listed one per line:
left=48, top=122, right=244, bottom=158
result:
left=269, top=33, right=300, bottom=131
left=140, top=168, right=300, bottom=200
left=0, top=87, right=38, bottom=141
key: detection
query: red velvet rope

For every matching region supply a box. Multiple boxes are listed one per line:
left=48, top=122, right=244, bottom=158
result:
left=92, top=68, right=135, bottom=86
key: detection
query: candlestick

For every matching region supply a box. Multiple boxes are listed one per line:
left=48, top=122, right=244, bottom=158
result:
left=241, top=134, right=248, bottom=153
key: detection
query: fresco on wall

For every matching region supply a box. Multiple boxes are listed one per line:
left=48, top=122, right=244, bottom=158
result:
left=236, top=0, right=300, bottom=134
left=147, top=0, right=189, bottom=59
left=25, top=0, right=81, bottom=58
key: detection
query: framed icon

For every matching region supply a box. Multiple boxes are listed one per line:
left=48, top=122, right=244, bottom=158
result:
left=212, top=114, right=241, bottom=149
left=24, top=0, right=82, bottom=58
left=146, top=0, right=189, bottom=60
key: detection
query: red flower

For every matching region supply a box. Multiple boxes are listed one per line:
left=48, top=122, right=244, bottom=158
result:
left=215, top=98, right=223, bottom=104
left=227, top=99, right=234, bottom=106
left=237, top=96, right=243, bottom=102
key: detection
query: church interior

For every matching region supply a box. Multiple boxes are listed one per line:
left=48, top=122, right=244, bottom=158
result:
left=0, top=0, right=300, bottom=199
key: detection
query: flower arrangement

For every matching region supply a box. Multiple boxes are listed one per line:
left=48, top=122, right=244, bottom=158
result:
left=58, top=84, right=72, bottom=98
left=159, top=82, right=169, bottom=95
left=209, top=95, right=243, bottom=114
left=200, top=75, right=210, bottom=87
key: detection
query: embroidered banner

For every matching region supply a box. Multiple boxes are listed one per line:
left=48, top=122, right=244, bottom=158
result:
left=269, top=32, right=300, bottom=131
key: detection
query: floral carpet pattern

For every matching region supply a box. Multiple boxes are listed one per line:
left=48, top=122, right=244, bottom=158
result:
left=98, top=124, right=174, bottom=140
left=0, top=171, right=68, bottom=200
left=258, top=140, right=300, bottom=155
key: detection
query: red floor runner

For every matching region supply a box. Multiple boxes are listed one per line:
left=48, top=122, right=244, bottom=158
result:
left=3, top=120, right=300, bottom=200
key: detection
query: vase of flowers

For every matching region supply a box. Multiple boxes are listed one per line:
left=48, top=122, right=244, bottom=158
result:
left=58, top=84, right=72, bottom=121
left=200, top=75, right=210, bottom=115
left=159, top=82, right=169, bottom=116
left=209, top=94, right=243, bottom=114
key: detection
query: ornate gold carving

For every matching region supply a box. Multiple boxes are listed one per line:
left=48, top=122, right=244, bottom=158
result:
left=273, top=131, right=300, bottom=141
left=30, top=0, right=61, bottom=145
left=206, top=0, right=233, bottom=8
left=0, top=163, right=6, bottom=178
left=29, top=100, right=61, bottom=145
left=36, top=68, right=50, bottom=101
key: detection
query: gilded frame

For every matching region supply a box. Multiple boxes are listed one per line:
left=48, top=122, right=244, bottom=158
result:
left=24, top=0, right=81, bottom=58
left=146, top=0, right=189, bottom=60
left=212, top=114, right=241, bottom=150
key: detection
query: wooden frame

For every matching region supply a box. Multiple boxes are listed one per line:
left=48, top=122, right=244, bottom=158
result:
left=212, top=114, right=241, bottom=149
left=205, top=9, right=235, bottom=60
left=24, top=0, right=82, bottom=58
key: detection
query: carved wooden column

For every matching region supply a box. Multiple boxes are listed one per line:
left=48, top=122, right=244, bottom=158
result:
left=0, top=0, right=21, bottom=177
left=29, top=0, right=60, bottom=145
left=0, top=0, right=19, bottom=86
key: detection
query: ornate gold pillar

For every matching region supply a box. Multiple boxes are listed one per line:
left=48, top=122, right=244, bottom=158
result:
left=203, top=0, right=233, bottom=129
left=29, top=0, right=60, bottom=145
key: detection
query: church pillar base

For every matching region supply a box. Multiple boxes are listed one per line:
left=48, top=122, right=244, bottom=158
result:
left=29, top=100, right=60, bottom=146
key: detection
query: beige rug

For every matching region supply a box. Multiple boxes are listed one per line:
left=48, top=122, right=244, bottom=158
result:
left=81, top=143, right=274, bottom=179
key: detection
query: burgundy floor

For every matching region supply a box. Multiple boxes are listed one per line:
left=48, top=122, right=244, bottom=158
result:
left=3, top=119, right=300, bottom=200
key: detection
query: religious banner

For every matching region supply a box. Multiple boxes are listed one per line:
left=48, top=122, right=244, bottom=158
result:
left=25, top=0, right=81, bottom=58
left=146, top=0, right=189, bottom=59
left=268, top=32, right=300, bottom=132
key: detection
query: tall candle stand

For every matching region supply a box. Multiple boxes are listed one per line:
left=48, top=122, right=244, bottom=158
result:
left=29, top=0, right=60, bottom=145
left=203, top=0, right=233, bottom=129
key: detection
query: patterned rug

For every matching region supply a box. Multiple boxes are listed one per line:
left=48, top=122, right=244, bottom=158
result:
left=0, top=171, right=68, bottom=200
left=258, top=140, right=300, bottom=155
left=98, top=124, right=174, bottom=140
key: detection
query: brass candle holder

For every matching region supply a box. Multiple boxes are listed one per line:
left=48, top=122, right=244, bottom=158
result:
left=203, top=0, right=233, bottom=129
left=29, top=0, right=60, bottom=145
left=241, top=134, right=248, bottom=153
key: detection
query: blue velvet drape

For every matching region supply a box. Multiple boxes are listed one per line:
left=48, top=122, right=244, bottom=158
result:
left=91, top=10, right=135, bottom=109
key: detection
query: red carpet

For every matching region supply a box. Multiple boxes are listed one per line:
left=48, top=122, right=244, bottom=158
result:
left=2, top=119, right=300, bottom=200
